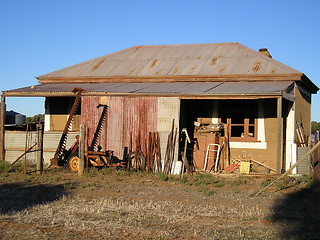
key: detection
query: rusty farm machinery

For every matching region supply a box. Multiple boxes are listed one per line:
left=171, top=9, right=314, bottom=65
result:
left=49, top=88, right=126, bottom=171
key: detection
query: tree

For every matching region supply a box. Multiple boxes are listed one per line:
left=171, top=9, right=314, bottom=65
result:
left=26, top=114, right=44, bottom=124
left=311, top=121, right=320, bottom=134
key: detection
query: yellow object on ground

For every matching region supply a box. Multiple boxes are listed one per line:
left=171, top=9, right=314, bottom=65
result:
left=240, top=162, right=251, bottom=174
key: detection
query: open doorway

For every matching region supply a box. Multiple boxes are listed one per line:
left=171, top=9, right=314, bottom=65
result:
left=179, top=99, right=219, bottom=171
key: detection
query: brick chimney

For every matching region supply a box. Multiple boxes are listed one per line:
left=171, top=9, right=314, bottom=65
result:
left=259, top=48, right=272, bottom=58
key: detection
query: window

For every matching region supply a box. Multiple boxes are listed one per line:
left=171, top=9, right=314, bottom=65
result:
left=220, top=100, right=258, bottom=142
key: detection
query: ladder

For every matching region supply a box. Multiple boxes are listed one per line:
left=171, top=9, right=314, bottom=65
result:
left=203, top=143, right=221, bottom=172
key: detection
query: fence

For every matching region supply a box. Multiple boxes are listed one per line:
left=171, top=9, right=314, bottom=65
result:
left=5, top=130, right=79, bottom=166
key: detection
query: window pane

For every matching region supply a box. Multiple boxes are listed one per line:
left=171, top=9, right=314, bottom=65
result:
left=231, top=126, right=244, bottom=137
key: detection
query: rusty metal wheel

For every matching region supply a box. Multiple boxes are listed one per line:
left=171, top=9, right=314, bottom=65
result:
left=67, top=153, right=79, bottom=171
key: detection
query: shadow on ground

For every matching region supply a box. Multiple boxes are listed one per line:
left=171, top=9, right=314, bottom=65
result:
left=0, top=182, right=69, bottom=214
left=271, top=181, right=320, bottom=240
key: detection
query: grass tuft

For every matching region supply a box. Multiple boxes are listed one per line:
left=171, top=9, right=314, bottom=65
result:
left=0, top=161, right=12, bottom=173
left=198, top=187, right=217, bottom=196
left=232, top=176, right=246, bottom=186
left=85, top=168, right=99, bottom=178
left=158, top=172, right=169, bottom=181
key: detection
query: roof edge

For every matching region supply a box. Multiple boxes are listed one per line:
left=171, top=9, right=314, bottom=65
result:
left=301, top=74, right=319, bottom=93
left=37, top=73, right=303, bottom=84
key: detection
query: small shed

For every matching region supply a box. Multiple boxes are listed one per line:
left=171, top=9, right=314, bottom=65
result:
left=1, top=42, right=318, bottom=174
left=5, top=110, right=26, bottom=125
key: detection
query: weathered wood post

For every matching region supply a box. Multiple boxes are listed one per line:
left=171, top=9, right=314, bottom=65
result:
left=78, top=124, right=86, bottom=176
left=36, top=122, right=44, bottom=174
left=0, top=96, right=6, bottom=162
left=276, top=96, right=283, bottom=174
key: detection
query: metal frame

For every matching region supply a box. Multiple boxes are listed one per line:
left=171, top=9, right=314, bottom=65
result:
left=203, top=143, right=221, bottom=172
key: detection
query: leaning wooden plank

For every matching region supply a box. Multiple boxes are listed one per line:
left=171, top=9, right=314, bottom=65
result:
left=255, top=140, right=320, bottom=196
left=296, top=122, right=306, bottom=147
left=250, top=159, right=276, bottom=172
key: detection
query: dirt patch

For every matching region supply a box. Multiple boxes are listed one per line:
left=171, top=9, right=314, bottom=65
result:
left=0, top=168, right=319, bottom=239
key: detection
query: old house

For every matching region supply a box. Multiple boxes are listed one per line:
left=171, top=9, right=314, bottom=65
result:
left=1, top=42, right=318, bottom=174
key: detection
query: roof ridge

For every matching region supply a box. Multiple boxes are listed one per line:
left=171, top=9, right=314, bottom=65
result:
left=130, top=42, right=240, bottom=49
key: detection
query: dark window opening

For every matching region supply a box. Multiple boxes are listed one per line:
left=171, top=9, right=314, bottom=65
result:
left=220, top=100, right=258, bottom=142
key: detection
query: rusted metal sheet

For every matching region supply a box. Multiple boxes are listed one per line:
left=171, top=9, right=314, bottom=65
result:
left=108, top=60, right=149, bottom=76
left=104, top=96, right=124, bottom=157
left=84, top=60, right=122, bottom=77
left=81, top=96, right=158, bottom=158
left=37, top=42, right=302, bottom=80
left=81, top=96, right=108, bottom=151
left=124, top=97, right=158, bottom=154
left=139, top=59, right=179, bottom=76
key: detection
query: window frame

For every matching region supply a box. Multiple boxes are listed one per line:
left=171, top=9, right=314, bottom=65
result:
left=225, top=117, right=258, bottom=142
left=219, top=100, right=259, bottom=142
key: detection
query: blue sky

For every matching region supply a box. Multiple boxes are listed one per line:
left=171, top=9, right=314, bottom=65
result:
left=1, top=0, right=320, bottom=120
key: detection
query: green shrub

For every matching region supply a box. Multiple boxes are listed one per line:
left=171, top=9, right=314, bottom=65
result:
left=158, top=172, right=169, bottom=181
left=297, top=175, right=313, bottom=186
left=0, top=161, right=12, bottom=173
left=195, top=174, right=219, bottom=185
left=275, top=182, right=284, bottom=191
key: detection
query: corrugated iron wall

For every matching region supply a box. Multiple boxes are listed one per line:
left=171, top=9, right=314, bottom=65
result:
left=297, top=147, right=311, bottom=174
left=108, top=96, right=158, bottom=157
left=81, top=96, right=159, bottom=158
left=105, top=96, right=125, bottom=157
left=81, top=96, right=108, bottom=151
left=5, top=131, right=79, bottom=164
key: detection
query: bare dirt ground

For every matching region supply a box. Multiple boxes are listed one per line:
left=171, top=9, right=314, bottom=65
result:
left=0, top=167, right=320, bottom=240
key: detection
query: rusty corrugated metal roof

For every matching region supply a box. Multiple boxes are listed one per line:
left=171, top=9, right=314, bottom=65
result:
left=3, top=81, right=294, bottom=96
left=37, top=43, right=302, bottom=80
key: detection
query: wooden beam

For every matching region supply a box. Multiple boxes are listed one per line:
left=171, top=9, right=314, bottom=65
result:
left=78, top=124, right=86, bottom=176
left=276, top=96, right=283, bottom=173
left=36, top=123, right=44, bottom=174
left=37, top=73, right=303, bottom=83
left=0, top=96, right=5, bottom=162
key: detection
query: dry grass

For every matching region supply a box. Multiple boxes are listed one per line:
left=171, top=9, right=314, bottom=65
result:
left=0, top=169, right=318, bottom=239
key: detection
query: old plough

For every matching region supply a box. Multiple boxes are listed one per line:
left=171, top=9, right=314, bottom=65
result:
left=49, top=88, right=125, bottom=171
